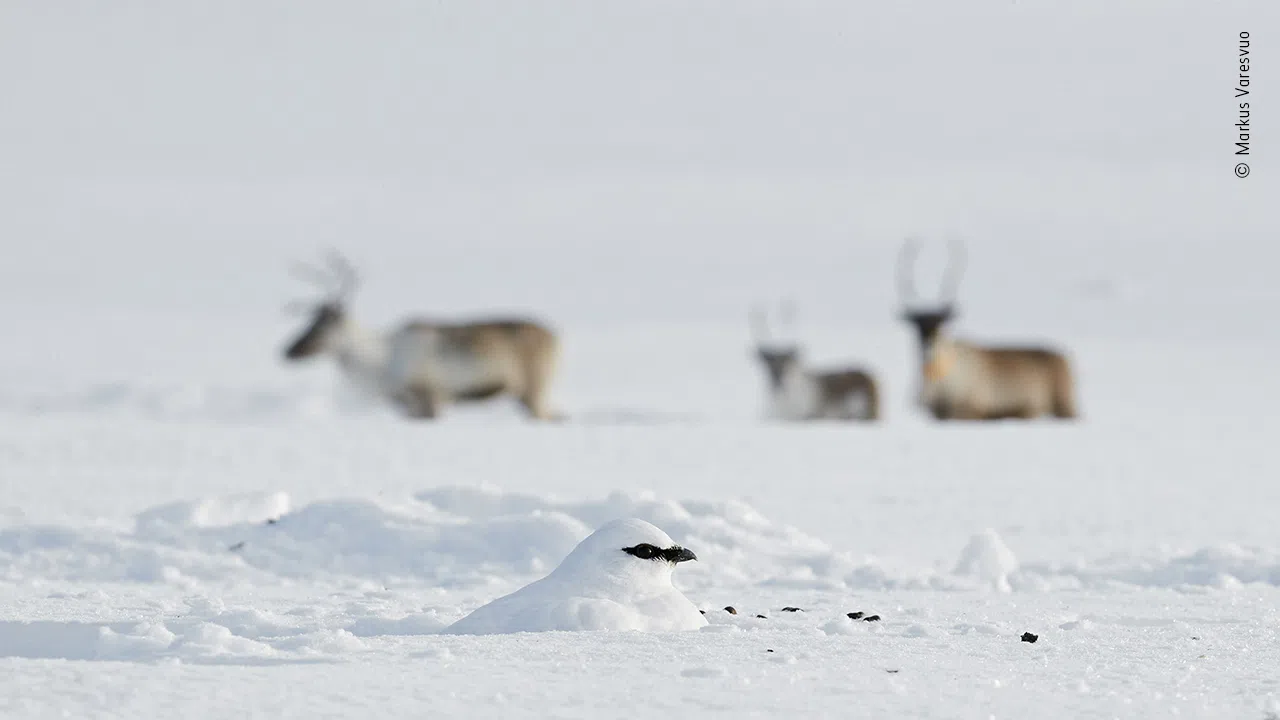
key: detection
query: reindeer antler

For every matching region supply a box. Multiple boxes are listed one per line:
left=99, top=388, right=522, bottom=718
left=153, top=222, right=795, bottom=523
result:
left=751, top=299, right=802, bottom=346
left=324, top=249, right=359, bottom=304
left=897, top=237, right=965, bottom=308
left=939, top=238, right=966, bottom=304
left=896, top=236, right=922, bottom=307
left=290, top=258, right=336, bottom=290
left=288, top=249, right=360, bottom=310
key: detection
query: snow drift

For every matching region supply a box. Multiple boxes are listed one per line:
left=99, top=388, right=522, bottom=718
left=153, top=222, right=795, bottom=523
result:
left=4, top=487, right=1279, bottom=595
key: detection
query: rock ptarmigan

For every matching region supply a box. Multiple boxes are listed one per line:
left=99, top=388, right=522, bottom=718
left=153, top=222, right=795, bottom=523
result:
left=442, top=518, right=707, bottom=635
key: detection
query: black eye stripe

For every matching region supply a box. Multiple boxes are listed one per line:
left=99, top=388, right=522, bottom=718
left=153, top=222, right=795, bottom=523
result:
left=622, top=543, right=661, bottom=559
left=621, top=543, right=697, bottom=564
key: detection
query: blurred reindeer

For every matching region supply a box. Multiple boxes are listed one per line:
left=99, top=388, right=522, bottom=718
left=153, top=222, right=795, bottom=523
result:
left=897, top=238, right=1077, bottom=421
left=750, top=300, right=880, bottom=422
left=282, top=252, right=561, bottom=421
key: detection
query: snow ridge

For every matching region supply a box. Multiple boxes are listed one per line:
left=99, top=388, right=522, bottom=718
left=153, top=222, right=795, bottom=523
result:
left=4, top=487, right=1280, bottom=595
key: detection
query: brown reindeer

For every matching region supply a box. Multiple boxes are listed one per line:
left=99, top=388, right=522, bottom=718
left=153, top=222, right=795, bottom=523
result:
left=751, top=301, right=880, bottom=422
left=282, top=252, right=561, bottom=421
left=897, top=239, right=1077, bottom=421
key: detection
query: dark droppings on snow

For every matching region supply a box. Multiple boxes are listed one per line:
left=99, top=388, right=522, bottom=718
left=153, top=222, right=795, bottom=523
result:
left=886, top=669, right=900, bottom=674
left=699, top=610, right=706, bottom=615
left=766, top=649, right=774, bottom=653
left=782, top=607, right=804, bottom=613
left=756, top=614, right=767, bottom=619
left=1021, top=632, right=1039, bottom=643
left=266, top=518, right=278, bottom=525
left=228, top=541, right=246, bottom=552
left=847, top=611, right=864, bottom=620
left=724, top=606, right=738, bottom=615
left=863, top=615, right=881, bottom=622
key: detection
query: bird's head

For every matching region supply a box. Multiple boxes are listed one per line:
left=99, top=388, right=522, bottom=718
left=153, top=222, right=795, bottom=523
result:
left=553, top=518, right=698, bottom=589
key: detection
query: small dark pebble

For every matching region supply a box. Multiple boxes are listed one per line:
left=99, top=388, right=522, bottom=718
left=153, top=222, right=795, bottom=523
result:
left=863, top=615, right=881, bottom=622
left=724, top=606, right=738, bottom=615
left=847, top=612, right=864, bottom=620
left=1021, top=632, right=1038, bottom=643
left=699, top=610, right=706, bottom=615
left=766, top=649, right=774, bottom=653
left=782, top=607, right=804, bottom=613
left=756, top=614, right=767, bottom=619
left=228, top=541, right=246, bottom=552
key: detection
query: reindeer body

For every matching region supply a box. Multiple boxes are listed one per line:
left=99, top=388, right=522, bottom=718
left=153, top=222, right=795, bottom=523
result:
left=385, top=318, right=560, bottom=419
left=917, top=336, right=1075, bottom=420
left=764, top=358, right=880, bottom=422
left=897, top=238, right=1078, bottom=422
left=751, top=303, right=880, bottom=423
left=282, top=253, right=560, bottom=421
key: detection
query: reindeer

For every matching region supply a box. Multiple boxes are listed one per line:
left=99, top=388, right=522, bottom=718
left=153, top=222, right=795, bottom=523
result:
left=896, top=238, right=1077, bottom=421
left=282, top=252, right=561, bottom=421
left=750, top=301, right=880, bottom=422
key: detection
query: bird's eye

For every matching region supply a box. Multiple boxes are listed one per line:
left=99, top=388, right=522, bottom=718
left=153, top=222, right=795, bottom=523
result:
left=623, top=543, right=659, bottom=560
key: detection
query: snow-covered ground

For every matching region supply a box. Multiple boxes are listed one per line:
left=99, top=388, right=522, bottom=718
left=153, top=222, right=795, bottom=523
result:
left=2, top=1, right=1279, bottom=717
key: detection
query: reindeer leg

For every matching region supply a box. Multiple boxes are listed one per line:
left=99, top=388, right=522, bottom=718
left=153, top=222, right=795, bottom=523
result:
left=396, top=385, right=440, bottom=420
left=931, top=399, right=954, bottom=421
left=519, top=392, right=560, bottom=422
left=517, top=358, right=560, bottom=422
left=517, top=341, right=561, bottom=422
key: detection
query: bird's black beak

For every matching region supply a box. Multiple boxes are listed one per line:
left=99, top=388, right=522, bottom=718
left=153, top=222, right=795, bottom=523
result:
left=663, top=546, right=698, bottom=564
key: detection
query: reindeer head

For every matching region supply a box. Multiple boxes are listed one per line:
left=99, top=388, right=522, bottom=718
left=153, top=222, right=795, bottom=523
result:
left=896, top=237, right=966, bottom=359
left=750, top=300, right=804, bottom=388
left=283, top=251, right=359, bottom=361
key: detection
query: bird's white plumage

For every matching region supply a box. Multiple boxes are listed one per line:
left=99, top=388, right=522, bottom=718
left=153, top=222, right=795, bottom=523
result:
left=442, top=518, right=707, bottom=635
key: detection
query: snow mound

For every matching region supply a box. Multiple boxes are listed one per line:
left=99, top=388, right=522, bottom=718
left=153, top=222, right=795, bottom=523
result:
left=417, top=486, right=834, bottom=591
left=0, top=487, right=829, bottom=591
left=137, top=493, right=291, bottom=534
left=0, top=594, right=379, bottom=664
left=954, top=530, right=1020, bottom=593
left=4, top=487, right=1280, bottom=595
left=1019, top=542, right=1280, bottom=590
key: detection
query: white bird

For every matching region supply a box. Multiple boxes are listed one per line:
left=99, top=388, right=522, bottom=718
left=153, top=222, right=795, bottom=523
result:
left=442, top=518, right=707, bottom=635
